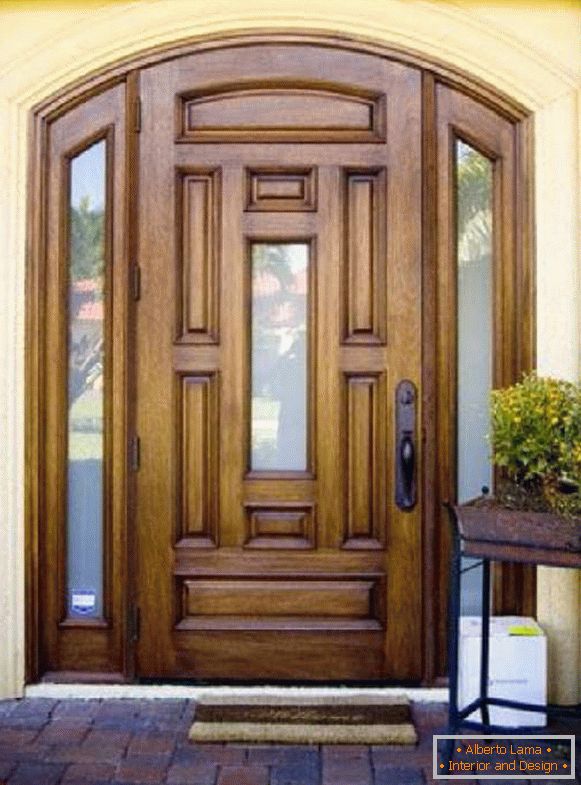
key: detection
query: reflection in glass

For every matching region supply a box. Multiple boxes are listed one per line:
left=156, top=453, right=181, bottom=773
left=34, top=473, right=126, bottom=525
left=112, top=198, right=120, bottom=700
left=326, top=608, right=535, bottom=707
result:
left=456, top=140, right=493, bottom=614
left=250, top=244, right=308, bottom=471
left=66, top=140, right=106, bottom=619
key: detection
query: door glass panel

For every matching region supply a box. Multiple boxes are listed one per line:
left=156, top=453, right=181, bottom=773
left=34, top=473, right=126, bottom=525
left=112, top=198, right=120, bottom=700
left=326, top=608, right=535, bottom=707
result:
left=250, top=243, right=308, bottom=471
left=456, top=139, right=493, bottom=614
left=66, top=140, right=106, bottom=619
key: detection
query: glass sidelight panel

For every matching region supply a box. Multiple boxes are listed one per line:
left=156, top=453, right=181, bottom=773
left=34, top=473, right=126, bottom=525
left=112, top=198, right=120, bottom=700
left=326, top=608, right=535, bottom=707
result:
left=250, top=243, right=309, bottom=471
left=456, top=140, right=493, bottom=503
left=456, top=140, right=493, bottom=614
left=66, top=140, right=107, bottom=619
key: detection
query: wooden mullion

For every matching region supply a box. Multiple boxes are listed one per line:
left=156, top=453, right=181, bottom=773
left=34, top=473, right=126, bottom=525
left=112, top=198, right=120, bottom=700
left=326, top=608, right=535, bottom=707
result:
left=421, top=70, right=438, bottom=685
left=123, top=68, right=140, bottom=679
left=25, top=111, right=49, bottom=683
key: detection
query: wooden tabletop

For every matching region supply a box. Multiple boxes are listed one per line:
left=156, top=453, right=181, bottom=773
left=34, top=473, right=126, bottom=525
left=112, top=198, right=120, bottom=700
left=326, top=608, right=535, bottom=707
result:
left=451, top=505, right=581, bottom=569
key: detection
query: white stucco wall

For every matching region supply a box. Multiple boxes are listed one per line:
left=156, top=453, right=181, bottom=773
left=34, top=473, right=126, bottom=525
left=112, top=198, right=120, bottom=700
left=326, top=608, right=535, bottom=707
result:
left=0, top=0, right=579, bottom=699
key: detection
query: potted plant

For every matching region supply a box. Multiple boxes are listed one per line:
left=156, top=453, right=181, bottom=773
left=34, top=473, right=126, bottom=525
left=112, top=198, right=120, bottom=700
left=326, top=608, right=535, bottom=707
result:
left=454, top=373, right=580, bottom=545
left=452, top=372, right=580, bottom=706
left=488, top=372, right=580, bottom=520
left=491, top=373, right=581, bottom=706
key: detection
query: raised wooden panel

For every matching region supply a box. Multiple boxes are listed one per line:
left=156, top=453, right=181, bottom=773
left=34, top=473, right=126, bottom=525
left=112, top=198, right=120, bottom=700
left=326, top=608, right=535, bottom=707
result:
left=173, top=549, right=384, bottom=577
left=177, top=578, right=381, bottom=630
left=344, top=374, right=385, bottom=550
left=246, top=168, right=317, bottom=212
left=177, top=375, right=219, bottom=548
left=177, top=170, right=220, bottom=343
left=244, top=503, right=315, bottom=549
left=342, top=169, right=387, bottom=344
left=178, top=85, right=386, bottom=143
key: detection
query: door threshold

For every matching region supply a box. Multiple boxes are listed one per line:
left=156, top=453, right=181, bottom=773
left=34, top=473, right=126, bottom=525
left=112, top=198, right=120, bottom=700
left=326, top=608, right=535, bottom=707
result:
left=26, top=682, right=448, bottom=702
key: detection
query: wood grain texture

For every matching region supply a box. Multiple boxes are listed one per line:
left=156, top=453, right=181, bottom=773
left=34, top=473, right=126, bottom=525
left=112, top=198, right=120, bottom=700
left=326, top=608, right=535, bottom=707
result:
left=178, top=375, right=219, bottom=547
left=177, top=169, right=220, bottom=343
left=343, top=374, right=385, bottom=549
left=26, top=35, right=534, bottom=684
left=342, top=169, right=387, bottom=344
left=172, top=631, right=385, bottom=680
left=433, top=83, right=534, bottom=676
left=135, top=43, right=422, bottom=679
left=40, top=83, right=128, bottom=675
left=178, top=84, right=385, bottom=143
left=180, top=577, right=379, bottom=626
left=244, top=503, right=315, bottom=549
left=420, top=70, right=438, bottom=685
left=453, top=505, right=580, bottom=568
left=122, top=68, right=141, bottom=683
left=246, top=168, right=317, bottom=212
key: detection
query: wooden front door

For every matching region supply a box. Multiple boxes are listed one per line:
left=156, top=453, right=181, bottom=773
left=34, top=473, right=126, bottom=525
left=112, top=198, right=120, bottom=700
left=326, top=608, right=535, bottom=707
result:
left=135, top=43, right=423, bottom=680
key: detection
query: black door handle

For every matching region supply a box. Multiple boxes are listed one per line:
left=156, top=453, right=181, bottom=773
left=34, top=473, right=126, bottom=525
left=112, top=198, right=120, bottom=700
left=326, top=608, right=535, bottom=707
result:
left=400, top=434, right=415, bottom=504
left=396, top=380, right=417, bottom=511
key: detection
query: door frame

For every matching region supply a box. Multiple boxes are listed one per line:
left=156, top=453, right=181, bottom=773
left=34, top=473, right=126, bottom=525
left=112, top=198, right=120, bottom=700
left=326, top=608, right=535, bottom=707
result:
left=25, top=31, right=535, bottom=685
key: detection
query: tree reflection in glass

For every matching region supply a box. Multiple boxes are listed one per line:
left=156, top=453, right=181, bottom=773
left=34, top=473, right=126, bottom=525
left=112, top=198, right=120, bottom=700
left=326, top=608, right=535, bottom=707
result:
left=250, top=243, right=308, bottom=471
left=456, top=140, right=493, bottom=616
left=456, top=140, right=493, bottom=504
left=67, top=140, right=106, bottom=619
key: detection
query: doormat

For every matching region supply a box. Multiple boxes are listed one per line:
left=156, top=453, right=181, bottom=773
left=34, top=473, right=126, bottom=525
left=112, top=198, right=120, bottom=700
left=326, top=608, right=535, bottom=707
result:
left=189, top=695, right=417, bottom=744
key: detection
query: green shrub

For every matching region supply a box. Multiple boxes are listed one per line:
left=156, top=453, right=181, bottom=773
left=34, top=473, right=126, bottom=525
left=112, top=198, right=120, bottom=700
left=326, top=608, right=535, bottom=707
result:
left=489, top=373, right=581, bottom=517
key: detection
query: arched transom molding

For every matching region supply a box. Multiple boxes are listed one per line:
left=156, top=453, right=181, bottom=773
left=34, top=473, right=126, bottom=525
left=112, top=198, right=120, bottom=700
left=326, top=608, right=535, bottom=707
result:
left=0, top=0, right=578, bottom=110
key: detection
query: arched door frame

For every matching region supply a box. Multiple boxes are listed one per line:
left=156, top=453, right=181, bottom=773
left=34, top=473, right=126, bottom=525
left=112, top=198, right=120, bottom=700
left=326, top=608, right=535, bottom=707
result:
left=25, top=31, right=535, bottom=686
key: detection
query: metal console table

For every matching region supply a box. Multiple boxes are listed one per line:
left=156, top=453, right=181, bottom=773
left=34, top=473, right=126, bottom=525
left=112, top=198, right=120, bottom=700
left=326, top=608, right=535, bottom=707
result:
left=446, top=502, right=581, bottom=738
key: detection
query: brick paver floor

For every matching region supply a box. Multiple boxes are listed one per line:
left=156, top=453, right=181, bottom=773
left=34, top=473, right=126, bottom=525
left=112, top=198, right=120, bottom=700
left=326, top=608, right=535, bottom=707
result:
left=0, top=699, right=578, bottom=784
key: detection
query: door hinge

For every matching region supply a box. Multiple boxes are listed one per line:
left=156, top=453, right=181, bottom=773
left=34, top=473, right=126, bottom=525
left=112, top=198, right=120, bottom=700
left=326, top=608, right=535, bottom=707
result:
left=131, top=264, right=141, bottom=301
left=129, top=435, right=140, bottom=471
left=134, top=96, right=141, bottom=133
left=128, top=604, right=141, bottom=643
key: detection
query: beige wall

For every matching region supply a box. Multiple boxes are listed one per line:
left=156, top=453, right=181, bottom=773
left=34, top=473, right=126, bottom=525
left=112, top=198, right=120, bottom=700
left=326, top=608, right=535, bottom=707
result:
left=0, top=0, right=579, bottom=699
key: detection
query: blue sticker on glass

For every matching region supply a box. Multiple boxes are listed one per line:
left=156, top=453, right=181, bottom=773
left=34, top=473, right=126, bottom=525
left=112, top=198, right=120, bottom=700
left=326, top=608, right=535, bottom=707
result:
left=71, top=591, right=96, bottom=615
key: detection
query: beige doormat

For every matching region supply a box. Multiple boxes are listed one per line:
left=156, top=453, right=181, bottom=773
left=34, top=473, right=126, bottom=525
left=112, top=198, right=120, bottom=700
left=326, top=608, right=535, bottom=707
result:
left=189, top=694, right=417, bottom=744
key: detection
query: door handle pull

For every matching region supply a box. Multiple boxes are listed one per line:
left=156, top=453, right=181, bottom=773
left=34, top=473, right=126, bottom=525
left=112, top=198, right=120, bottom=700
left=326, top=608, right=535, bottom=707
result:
left=396, top=380, right=417, bottom=511
left=400, top=434, right=415, bottom=505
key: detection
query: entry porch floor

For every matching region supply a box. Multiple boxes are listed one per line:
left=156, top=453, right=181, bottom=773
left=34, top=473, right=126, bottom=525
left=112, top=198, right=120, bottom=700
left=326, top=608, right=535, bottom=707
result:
left=0, top=698, right=578, bottom=785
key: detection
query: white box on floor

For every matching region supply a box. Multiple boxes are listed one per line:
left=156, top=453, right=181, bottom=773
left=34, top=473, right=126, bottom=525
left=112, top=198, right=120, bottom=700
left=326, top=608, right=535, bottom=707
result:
left=458, top=615, right=547, bottom=727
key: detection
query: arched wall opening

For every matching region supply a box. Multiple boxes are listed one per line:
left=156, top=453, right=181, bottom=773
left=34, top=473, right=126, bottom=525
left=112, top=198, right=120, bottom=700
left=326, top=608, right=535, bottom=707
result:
left=0, top=1, right=578, bottom=700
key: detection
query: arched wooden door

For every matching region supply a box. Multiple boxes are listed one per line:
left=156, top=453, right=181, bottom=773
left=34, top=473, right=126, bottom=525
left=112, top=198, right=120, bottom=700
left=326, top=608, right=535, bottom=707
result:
left=135, top=43, right=423, bottom=679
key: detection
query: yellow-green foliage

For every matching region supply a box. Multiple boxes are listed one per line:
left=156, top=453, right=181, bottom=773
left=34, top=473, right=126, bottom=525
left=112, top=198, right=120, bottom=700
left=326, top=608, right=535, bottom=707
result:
left=490, top=373, right=581, bottom=516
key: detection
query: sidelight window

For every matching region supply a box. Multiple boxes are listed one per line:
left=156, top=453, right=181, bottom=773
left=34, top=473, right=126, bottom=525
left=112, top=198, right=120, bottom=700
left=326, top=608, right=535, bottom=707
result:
left=66, top=140, right=107, bottom=619
left=455, top=139, right=494, bottom=615
left=456, top=139, right=493, bottom=504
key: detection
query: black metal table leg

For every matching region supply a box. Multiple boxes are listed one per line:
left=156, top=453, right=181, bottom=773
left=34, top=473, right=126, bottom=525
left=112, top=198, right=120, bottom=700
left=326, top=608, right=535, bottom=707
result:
left=445, top=525, right=463, bottom=766
left=444, top=502, right=579, bottom=743
left=480, top=558, right=491, bottom=729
